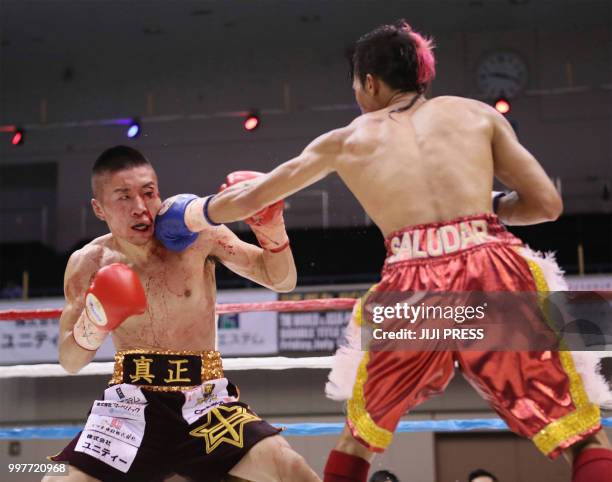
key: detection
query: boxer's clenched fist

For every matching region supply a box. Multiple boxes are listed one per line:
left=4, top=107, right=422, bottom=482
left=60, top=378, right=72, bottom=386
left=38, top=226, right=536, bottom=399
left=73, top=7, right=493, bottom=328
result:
left=73, top=263, right=146, bottom=350
left=220, top=171, right=285, bottom=227
left=154, top=194, right=200, bottom=252
left=220, top=171, right=289, bottom=252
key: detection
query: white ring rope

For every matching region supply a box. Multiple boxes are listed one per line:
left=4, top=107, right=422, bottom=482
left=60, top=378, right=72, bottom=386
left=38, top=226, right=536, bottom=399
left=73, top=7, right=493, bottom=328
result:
left=0, top=356, right=334, bottom=379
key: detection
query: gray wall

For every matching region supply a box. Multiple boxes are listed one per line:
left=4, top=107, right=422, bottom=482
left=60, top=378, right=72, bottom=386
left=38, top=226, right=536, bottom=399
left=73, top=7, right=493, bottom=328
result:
left=0, top=0, right=610, bottom=251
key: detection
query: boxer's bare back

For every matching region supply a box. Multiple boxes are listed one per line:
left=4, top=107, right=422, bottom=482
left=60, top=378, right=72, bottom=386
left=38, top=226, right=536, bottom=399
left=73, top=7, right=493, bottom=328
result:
left=210, top=93, right=561, bottom=230
left=334, top=95, right=495, bottom=234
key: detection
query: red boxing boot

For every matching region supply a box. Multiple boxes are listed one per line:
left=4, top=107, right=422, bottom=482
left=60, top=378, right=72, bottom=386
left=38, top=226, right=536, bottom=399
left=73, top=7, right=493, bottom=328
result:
left=323, top=450, right=370, bottom=482
left=572, top=448, right=612, bottom=482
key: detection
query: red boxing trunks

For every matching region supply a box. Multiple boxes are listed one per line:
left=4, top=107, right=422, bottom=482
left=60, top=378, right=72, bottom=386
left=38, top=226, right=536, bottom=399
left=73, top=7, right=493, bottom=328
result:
left=49, top=350, right=280, bottom=481
left=326, top=214, right=601, bottom=458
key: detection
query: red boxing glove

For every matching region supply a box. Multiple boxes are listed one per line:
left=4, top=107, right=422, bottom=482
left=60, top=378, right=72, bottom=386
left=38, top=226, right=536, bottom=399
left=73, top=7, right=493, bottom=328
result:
left=220, top=171, right=289, bottom=253
left=220, top=171, right=284, bottom=225
left=73, top=263, right=147, bottom=351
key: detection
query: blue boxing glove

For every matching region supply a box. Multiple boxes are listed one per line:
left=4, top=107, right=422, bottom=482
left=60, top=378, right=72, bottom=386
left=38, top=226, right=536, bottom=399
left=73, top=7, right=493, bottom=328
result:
left=154, top=194, right=199, bottom=252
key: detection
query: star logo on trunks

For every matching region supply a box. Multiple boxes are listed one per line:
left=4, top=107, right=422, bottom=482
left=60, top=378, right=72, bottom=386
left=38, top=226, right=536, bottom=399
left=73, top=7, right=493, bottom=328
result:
left=189, top=405, right=260, bottom=454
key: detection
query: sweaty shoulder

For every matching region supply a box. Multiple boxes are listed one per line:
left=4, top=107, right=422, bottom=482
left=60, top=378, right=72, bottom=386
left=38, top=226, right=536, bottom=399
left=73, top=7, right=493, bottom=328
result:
left=424, top=96, right=498, bottom=137
left=311, top=126, right=352, bottom=152
left=301, top=125, right=353, bottom=169
left=69, top=235, right=112, bottom=268
left=343, top=114, right=382, bottom=153
left=347, top=111, right=384, bottom=131
left=429, top=96, right=497, bottom=121
left=64, top=237, right=109, bottom=299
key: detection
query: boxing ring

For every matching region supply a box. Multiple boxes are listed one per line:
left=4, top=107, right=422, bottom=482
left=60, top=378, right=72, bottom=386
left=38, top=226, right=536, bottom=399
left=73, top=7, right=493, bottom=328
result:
left=1, top=299, right=610, bottom=441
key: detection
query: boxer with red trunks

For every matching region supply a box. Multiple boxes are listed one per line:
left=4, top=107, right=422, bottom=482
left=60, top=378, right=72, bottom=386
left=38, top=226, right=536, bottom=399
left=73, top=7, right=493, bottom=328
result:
left=205, top=19, right=612, bottom=482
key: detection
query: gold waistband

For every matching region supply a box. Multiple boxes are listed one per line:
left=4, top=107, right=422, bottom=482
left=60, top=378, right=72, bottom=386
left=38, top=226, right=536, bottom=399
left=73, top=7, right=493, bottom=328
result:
left=109, top=349, right=224, bottom=392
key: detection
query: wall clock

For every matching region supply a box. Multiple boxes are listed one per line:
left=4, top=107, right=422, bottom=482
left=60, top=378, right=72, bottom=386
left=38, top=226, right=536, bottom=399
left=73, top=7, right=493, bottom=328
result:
left=476, top=51, right=528, bottom=99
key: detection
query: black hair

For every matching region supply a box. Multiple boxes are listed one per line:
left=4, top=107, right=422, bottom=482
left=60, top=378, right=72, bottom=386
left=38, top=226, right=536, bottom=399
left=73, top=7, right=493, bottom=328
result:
left=369, top=470, right=400, bottom=482
left=91, top=145, right=152, bottom=196
left=93, top=145, right=150, bottom=177
left=468, top=468, right=498, bottom=482
left=348, top=19, right=435, bottom=94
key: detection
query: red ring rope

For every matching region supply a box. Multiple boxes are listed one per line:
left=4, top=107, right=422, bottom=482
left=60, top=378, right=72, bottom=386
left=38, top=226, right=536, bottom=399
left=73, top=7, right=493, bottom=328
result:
left=0, top=298, right=358, bottom=321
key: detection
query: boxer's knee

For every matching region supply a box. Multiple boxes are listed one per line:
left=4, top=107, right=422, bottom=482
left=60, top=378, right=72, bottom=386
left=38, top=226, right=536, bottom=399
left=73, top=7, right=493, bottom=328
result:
left=274, top=445, right=315, bottom=481
left=231, top=435, right=319, bottom=482
left=255, top=436, right=318, bottom=482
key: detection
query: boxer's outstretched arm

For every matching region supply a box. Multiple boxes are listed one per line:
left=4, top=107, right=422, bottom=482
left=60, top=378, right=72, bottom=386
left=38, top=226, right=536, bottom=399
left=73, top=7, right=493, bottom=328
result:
left=490, top=109, right=563, bottom=225
left=207, top=129, right=344, bottom=224
left=209, top=224, right=297, bottom=292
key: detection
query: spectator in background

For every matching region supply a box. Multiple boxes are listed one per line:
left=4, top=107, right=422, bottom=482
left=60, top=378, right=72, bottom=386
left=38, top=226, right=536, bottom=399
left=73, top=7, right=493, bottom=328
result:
left=369, top=470, right=400, bottom=482
left=468, top=468, right=498, bottom=482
